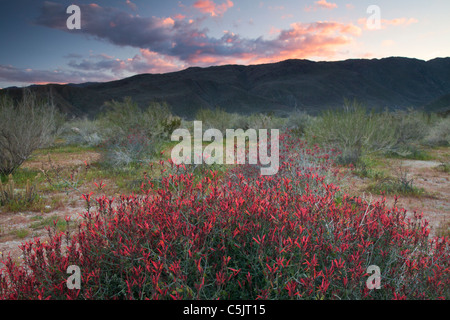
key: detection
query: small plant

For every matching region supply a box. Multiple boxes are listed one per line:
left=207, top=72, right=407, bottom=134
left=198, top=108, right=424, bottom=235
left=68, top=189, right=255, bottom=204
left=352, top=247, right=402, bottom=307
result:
left=0, top=175, right=15, bottom=206
left=39, top=155, right=84, bottom=195
left=13, top=229, right=30, bottom=239
left=436, top=219, right=450, bottom=238
left=29, top=215, right=67, bottom=232
left=367, top=166, right=426, bottom=197
left=436, top=161, right=450, bottom=173
left=94, top=180, right=106, bottom=191
left=0, top=175, right=39, bottom=210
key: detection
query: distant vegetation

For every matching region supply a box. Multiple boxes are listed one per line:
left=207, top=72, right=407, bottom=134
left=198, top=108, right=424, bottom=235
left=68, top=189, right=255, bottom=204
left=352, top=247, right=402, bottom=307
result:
left=1, top=93, right=448, bottom=176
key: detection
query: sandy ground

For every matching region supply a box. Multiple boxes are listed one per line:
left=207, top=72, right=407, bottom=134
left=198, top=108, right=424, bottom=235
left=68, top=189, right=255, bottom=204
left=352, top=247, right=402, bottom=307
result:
left=0, top=151, right=102, bottom=267
left=343, top=155, right=449, bottom=237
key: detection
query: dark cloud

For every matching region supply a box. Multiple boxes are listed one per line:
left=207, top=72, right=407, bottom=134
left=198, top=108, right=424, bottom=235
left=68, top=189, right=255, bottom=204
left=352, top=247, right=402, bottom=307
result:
left=35, top=2, right=361, bottom=65
left=1, top=1, right=362, bottom=85
left=0, top=64, right=114, bottom=85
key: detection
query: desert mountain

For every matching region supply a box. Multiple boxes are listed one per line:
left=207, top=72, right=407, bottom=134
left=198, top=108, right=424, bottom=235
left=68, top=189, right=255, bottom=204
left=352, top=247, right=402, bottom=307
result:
left=1, top=57, right=450, bottom=118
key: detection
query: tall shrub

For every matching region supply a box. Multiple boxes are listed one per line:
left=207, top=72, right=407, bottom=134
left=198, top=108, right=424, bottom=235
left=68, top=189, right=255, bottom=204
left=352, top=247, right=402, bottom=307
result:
left=99, top=98, right=180, bottom=166
left=0, top=91, right=56, bottom=175
left=307, top=100, right=397, bottom=165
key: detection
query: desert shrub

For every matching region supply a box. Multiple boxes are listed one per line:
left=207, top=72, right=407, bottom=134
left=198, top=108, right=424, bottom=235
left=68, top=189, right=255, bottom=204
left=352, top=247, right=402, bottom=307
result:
left=60, top=118, right=106, bottom=147
left=384, top=109, right=430, bottom=157
left=228, top=113, right=252, bottom=130
left=307, top=100, right=397, bottom=166
left=392, top=109, right=429, bottom=146
left=196, top=107, right=235, bottom=132
left=104, top=131, right=156, bottom=167
left=436, top=161, right=450, bottom=173
left=99, top=98, right=180, bottom=167
left=246, top=113, right=286, bottom=130
left=283, top=109, right=314, bottom=135
left=100, top=98, right=179, bottom=139
left=424, top=116, right=450, bottom=147
left=0, top=91, right=57, bottom=175
left=194, top=108, right=287, bottom=134
left=1, top=135, right=448, bottom=300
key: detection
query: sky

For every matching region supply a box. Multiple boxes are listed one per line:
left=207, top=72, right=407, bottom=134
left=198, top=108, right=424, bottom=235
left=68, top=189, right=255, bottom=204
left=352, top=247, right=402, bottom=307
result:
left=0, top=0, right=449, bottom=88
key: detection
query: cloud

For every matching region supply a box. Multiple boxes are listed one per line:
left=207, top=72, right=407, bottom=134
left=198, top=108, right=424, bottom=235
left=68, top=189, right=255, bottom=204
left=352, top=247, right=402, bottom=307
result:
left=193, top=0, right=234, bottom=17
left=11, top=2, right=364, bottom=85
left=358, top=17, right=419, bottom=29
left=281, top=14, right=294, bottom=20
left=0, top=64, right=115, bottom=85
left=315, top=0, right=338, bottom=10
left=0, top=49, right=187, bottom=86
left=382, top=39, right=395, bottom=47
left=125, top=0, right=137, bottom=11
left=67, top=50, right=185, bottom=75
left=305, top=0, right=338, bottom=12
left=36, top=2, right=360, bottom=62
left=268, top=5, right=285, bottom=10
left=383, top=17, right=418, bottom=26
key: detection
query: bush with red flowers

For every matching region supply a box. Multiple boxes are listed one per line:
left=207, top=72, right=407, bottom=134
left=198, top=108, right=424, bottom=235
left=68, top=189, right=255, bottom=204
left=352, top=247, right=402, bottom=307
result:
left=1, top=135, right=448, bottom=300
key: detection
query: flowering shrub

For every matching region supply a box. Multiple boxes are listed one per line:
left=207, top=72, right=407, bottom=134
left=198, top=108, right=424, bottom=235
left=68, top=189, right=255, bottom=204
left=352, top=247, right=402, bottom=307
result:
left=0, top=135, right=449, bottom=300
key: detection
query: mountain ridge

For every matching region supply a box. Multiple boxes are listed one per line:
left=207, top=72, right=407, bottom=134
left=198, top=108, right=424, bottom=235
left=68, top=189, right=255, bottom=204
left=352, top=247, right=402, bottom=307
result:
left=1, top=57, right=450, bottom=117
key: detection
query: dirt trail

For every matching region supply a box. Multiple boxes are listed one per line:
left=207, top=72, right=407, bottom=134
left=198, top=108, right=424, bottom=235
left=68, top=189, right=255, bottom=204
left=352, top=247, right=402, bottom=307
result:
left=0, top=150, right=102, bottom=267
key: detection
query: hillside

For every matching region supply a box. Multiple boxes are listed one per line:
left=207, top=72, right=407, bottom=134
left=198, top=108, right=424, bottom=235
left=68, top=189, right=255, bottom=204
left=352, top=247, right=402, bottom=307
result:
left=1, top=57, right=450, bottom=117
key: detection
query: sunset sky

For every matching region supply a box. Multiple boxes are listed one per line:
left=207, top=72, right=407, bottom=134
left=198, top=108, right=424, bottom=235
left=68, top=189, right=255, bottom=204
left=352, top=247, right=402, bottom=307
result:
left=0, top=0, right=449, bottom=88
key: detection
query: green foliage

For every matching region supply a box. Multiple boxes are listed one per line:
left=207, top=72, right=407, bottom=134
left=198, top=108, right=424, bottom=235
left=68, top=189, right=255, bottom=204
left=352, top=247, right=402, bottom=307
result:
left=195, top=107, right=288, bottom=134
left=385, top=147, right=433, bottom=160
left=367, top=166, right=426, bottom=197
left=352, top=156, right=386, bottom=180
left=391, top=109, right=429, bottom=146
left=29, top=215, right=67, bottom=232
left=306, top=100, right=397, bottom=165
left=436, top=220, right=450, bottom=238
left=60, top=118, right=105, bottom=147
left=13, top=229, right=30, bottom=239
left=196, top=107, right=235, bottom=132
left=284, top=109, right=314, bottom=136
left=0, top=174, right=40, bottom=211
left=436, top=162, right=450, bottom=173
left=99, top=98, right=181, bottom=167
left=424, top=116, right=450, bottom=147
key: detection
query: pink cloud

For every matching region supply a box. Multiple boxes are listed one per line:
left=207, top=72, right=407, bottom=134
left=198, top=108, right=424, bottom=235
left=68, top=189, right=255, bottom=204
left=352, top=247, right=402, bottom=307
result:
left=281, top=14, right=294, bottom=20
left=173, top=14, right=186, bottom=20
left=316, top=0, right=338, bottom=9
left=193, top=0, right=234, bottom=17
left=358, top=17, right=419, bottom=29
left=125, top=0, right=137, bottom=11
left=190, top=21, right=362, bottom=66
left=383, top=17, right=418, bottom=26
left=305, top=0, right=338, bottom=12
left=32, top=2, right=366, bottom=83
